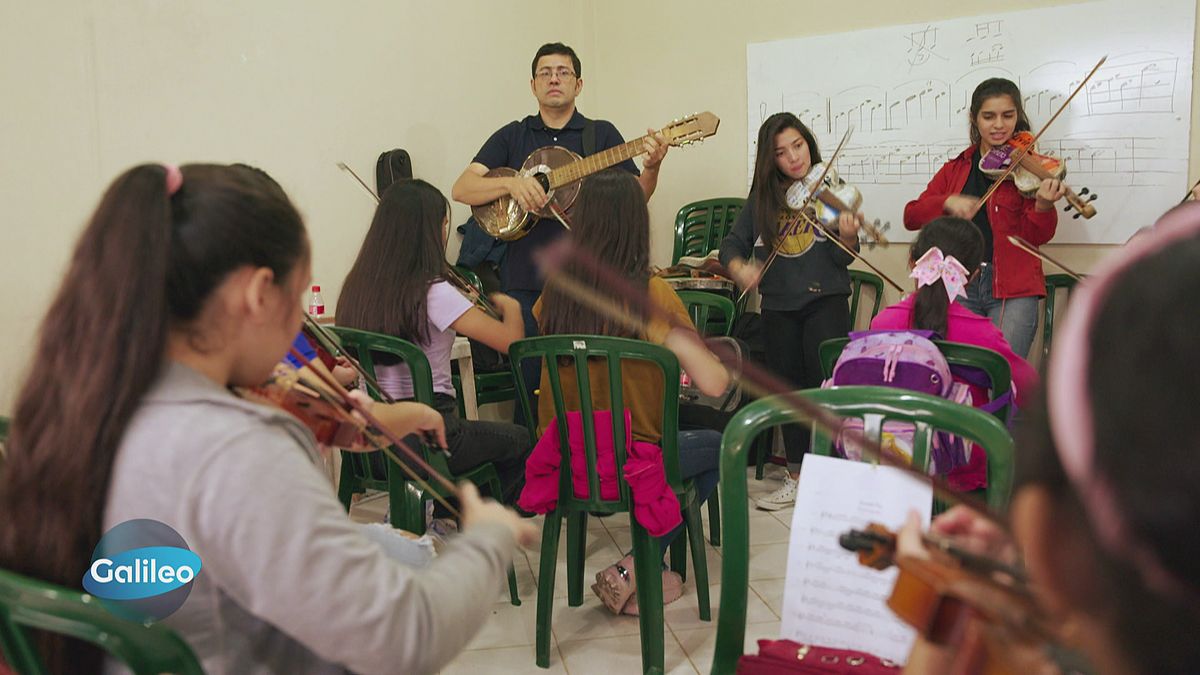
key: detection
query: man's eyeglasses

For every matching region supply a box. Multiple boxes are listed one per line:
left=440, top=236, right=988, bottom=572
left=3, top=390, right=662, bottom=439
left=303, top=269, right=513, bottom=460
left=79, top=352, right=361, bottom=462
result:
left=534, top=68, right=577, bottom=81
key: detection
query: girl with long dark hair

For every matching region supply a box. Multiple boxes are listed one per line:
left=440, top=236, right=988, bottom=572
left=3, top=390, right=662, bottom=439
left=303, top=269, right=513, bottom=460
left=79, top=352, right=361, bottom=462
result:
left=537, top=168, right=729, bottom=615
left=719, top=112, right=865, bottom=510
left=337, top=179, right=531, bottom=503
left=870, top=216, right=1037, bottom=493
left=899, top=205, right=1200, bottom=674
left=904, top=77, right=1066, bottom=359
left=0, top=163, right=534, bottom=674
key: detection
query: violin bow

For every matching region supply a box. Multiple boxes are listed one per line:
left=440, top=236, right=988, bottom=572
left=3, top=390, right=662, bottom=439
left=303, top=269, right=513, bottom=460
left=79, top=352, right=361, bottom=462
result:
left=1179, top=177, right=1200, bottom=205
left=335, top=160, right=503, bottom=321
left=336, top=161, right=381, bottom=202
left=302, top=314, right=397, bottom=404
left=536, top=241, right=1006, bottom=530
left=289, top=348, right=463, bottom=517
left=1006, top=235, right=1084, bottom=281
left=969, top=55, right=1108, bottom=219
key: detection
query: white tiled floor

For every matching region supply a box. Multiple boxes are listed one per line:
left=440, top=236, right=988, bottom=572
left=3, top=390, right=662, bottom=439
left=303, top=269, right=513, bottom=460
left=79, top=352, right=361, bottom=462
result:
left=353, top=465, right=796, bottom=674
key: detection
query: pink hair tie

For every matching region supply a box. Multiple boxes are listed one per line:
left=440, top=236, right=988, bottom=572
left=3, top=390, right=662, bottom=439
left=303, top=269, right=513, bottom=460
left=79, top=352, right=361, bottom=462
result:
left=163, top=164, right=183, bottom=196
left=909, top=246, right=969, bottom=301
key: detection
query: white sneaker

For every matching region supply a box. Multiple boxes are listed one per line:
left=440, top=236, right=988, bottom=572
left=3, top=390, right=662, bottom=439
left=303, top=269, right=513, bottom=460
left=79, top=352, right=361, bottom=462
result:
left=754, top=473, right=797, bottom=511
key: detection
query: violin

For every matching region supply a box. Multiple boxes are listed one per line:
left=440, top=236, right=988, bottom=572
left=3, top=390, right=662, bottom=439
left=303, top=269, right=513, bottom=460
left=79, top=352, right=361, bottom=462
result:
left=785, top=163, right=892, bottom=248
left=979, top=131, right=1098, bottom=220
left=237, top=363, right=375, bottom=448
left=841, top=523, right=1068, bottom=675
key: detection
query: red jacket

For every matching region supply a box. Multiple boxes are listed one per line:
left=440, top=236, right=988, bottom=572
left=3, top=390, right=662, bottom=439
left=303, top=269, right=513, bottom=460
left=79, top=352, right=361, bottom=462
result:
left=904, top=147, right=1057, bottom=299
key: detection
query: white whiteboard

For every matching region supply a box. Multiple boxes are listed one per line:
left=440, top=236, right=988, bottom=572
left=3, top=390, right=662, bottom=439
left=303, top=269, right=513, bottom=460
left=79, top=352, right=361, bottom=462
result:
left=747, top=0, right=1195, bottom=244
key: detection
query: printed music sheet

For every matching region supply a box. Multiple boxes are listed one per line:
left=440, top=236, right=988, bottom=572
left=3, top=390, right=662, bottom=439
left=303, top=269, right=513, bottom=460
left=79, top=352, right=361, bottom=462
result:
left=779, top=454, right=933, bottom=664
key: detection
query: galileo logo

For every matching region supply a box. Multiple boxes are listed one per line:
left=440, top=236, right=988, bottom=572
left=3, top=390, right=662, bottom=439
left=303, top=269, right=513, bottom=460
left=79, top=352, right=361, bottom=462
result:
left=82, top=519, right=201, bottom=622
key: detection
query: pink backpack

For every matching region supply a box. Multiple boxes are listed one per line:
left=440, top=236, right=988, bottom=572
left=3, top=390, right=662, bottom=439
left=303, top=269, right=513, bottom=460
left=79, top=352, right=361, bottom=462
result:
left=822, top=330, right=972, bottom=474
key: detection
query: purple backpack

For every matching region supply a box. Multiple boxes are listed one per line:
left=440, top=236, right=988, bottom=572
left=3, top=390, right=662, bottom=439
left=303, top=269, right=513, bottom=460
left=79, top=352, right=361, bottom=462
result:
left=822, top=330, right=972, bottom=474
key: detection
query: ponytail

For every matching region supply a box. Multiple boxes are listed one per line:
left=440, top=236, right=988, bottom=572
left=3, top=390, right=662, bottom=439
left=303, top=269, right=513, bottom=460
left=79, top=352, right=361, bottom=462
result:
left=908, top=217, right=984, bottom=337
left=0, top=163, right=306, bottom=673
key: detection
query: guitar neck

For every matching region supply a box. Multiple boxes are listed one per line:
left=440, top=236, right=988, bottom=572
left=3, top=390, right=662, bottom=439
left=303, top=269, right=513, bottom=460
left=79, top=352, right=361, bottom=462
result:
left=547, top=134, right=651, bottom=189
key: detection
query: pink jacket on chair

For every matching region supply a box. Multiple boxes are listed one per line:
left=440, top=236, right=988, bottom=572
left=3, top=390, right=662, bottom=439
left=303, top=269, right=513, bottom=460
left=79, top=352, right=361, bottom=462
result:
left=517, top=409, right=683, bottom=537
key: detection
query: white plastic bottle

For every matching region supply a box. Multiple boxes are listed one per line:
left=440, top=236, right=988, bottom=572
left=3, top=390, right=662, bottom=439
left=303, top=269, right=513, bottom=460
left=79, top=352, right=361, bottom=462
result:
left=308, top=285, right=326, bottom=317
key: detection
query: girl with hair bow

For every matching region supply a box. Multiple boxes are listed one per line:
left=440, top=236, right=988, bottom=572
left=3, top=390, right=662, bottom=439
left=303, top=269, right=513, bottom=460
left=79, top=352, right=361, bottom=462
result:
left=870, top=216, right=1037, bottom=493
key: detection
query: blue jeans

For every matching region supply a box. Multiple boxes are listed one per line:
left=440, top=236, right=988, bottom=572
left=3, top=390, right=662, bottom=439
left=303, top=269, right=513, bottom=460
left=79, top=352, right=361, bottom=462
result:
left=958, top=264, right=1039, bottom=359
left=655, top=429, right=721, bottom=549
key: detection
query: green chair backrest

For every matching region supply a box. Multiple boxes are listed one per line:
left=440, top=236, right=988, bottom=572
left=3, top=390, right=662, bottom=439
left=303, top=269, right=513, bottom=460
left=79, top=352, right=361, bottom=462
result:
left=818, top=337, right=1015, bottom=426
left=848, top=269, right=885, bottom=330
left=672, top=198, right=745, bottom=264
left=509, top=335, right=683, bottom=513
left=451, top=265, right=484, bottom=293
left=327, top=327, right=451, bottom=480
left=709, top=387, right=1014, bottom=674
left=1042, top=274, right=1080, bottom=363
left=0, top=567, right=203, bottom=675
left=676, top=290, right=737, bottom=337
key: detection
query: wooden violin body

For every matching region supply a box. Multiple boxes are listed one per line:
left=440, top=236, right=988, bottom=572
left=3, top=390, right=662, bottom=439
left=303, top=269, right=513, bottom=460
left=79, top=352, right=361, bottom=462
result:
left=238, top=364, right=365, bottom=447
left=841, top=523, right=1062, bottom=675
left=979, top=131, right=1098, bottom=219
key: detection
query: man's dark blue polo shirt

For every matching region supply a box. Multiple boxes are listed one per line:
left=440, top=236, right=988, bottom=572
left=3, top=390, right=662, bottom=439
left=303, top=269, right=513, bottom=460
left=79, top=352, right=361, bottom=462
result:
left=472, top=109, right=639, bottom=292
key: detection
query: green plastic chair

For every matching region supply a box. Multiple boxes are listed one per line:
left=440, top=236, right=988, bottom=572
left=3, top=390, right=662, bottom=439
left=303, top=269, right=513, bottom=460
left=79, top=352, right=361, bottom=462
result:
left=510, top=335, right=712, bottom=673
left=672, top=198, right=746, bottom=264
left=449, top=265, right=518, bottom=417
left=1042, top=274, right=1081, bottom=363
left=709, top=387, right=1015, bottom=674
left=328, top=327, right=520, bottom=606
left=0, top=567, right=203, bottom=675
left=848, top=269, right=885, bottom=330
left=676, top=291, right=736, bottom=338
left=818, top=338, right=1015, bottom=426
left=675, top=290, right=740, bottom=547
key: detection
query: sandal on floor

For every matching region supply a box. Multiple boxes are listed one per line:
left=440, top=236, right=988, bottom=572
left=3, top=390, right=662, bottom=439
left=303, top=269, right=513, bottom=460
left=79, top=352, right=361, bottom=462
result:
left=592, top=555, right=636, bottom=614
left=620, top=570, right=684, bottom=616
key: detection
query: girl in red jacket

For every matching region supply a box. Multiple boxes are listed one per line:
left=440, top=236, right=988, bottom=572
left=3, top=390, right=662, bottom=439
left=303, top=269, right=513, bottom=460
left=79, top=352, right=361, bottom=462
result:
left=904, top=77, right=1066, bottom=358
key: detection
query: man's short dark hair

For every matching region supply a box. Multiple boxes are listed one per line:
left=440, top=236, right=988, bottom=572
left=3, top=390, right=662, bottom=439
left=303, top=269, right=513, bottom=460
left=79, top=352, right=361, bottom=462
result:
left=531, top=42, right=581, bottom=78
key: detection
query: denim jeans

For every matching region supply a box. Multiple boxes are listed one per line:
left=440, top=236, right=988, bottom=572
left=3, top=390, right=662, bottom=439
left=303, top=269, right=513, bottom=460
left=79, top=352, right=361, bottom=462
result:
left=958, top=264, right=1039, bottom=359
left=655, top=428, right=721, bottom=550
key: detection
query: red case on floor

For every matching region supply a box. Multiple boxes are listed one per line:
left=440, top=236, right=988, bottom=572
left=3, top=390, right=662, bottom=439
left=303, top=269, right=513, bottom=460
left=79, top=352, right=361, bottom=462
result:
left=736, top=639, right=901, bottom=674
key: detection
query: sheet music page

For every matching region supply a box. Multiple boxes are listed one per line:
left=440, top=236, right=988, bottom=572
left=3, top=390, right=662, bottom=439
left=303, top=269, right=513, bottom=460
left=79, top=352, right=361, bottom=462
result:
left=779, top=454, right=933, bottom=664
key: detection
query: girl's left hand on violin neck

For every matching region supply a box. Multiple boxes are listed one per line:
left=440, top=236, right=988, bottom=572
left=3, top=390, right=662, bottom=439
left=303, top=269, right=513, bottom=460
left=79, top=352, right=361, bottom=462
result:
left=836, top=212, right=865, bottom=248
left=1035, top=178, right=1067, bottom=212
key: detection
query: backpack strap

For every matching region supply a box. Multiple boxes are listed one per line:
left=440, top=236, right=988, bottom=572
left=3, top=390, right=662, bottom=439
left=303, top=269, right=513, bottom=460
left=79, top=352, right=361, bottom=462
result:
left=582, top=119, right=597, bottom=157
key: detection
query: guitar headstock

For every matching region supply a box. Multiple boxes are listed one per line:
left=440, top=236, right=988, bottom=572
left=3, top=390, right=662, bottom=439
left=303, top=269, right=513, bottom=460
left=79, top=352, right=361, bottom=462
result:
left=661, top=111, right=720, bottom=147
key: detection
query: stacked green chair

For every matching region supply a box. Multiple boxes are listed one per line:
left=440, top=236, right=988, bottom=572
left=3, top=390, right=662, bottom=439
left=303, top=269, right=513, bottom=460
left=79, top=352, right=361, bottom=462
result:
left=510, top=335, right=712, bottom=673
left=328, top=327, right=520, bottom=605
left=847, top=269, right=885, bottom=330
left=1042, top=273, right=1081, bottom=363
left=0, top=567, right=203, bottom=674
left=672, top=198, right=745, bottom=264
left=709, top=387, right=1014, bottom=674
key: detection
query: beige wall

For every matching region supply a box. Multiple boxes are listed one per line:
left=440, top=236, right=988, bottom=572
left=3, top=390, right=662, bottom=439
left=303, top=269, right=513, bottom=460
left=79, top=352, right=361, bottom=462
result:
left=1, top=0, right=1197, bottom=412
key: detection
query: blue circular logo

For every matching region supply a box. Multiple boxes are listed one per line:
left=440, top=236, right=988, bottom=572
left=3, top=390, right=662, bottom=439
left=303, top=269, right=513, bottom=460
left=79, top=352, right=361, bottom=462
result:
left=82, top=519, right=202, bottom=622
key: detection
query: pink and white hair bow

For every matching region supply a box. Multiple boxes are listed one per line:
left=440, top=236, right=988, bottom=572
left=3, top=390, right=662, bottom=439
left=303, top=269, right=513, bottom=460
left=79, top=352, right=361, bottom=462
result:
left=909, top=247, right=969, bottom=301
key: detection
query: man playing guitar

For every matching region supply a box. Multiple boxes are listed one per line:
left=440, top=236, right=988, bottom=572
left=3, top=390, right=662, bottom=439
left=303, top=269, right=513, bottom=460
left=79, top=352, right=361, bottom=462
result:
left=451, top=42, right=669, bottom=423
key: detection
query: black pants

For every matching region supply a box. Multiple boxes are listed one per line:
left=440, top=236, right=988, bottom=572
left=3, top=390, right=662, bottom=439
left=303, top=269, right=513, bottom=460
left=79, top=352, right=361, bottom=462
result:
left=761, top=295, right=850, bottom=470
left=393, top=394, right=532, bottom=505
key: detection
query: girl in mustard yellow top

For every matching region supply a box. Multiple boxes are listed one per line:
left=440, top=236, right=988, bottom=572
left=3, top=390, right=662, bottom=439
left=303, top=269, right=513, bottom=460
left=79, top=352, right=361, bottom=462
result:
left=535, top=169, right=729, bottom=616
